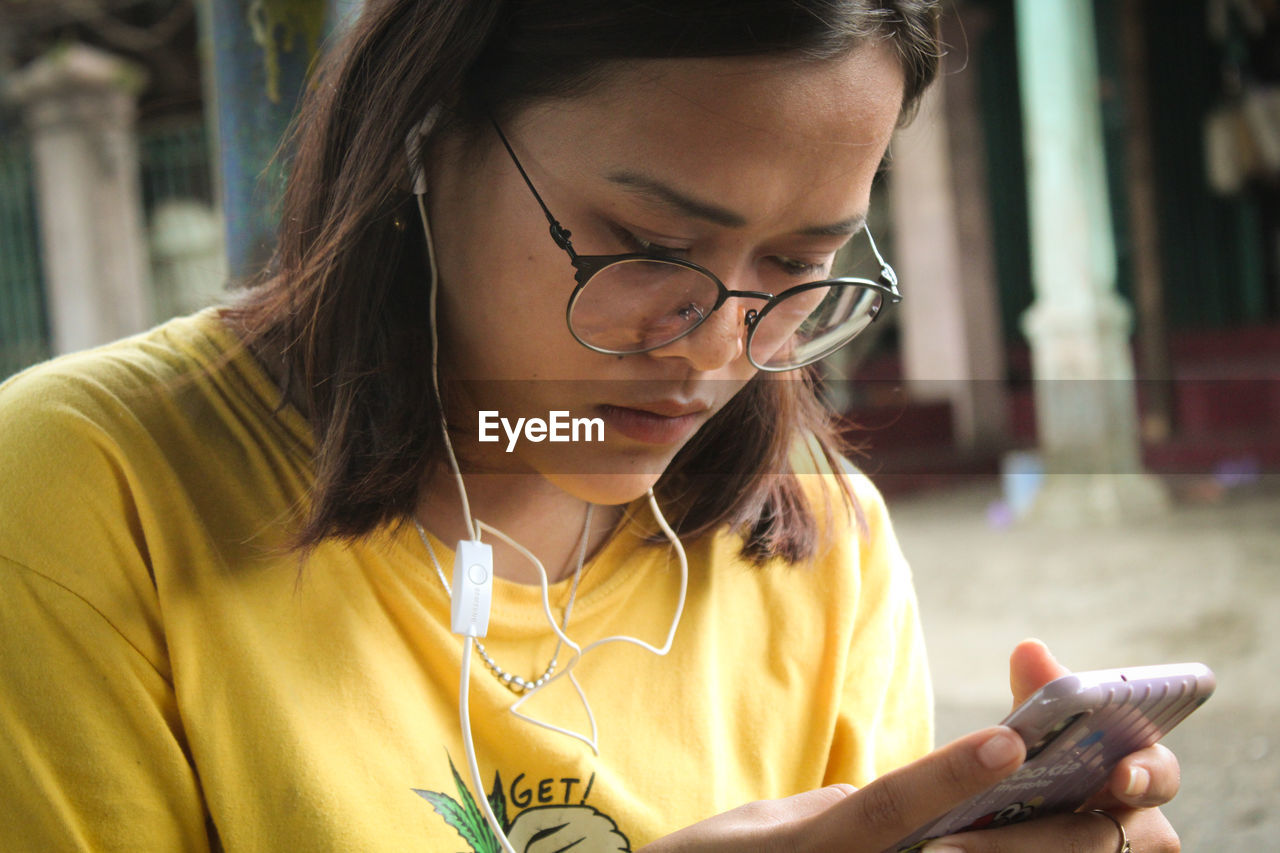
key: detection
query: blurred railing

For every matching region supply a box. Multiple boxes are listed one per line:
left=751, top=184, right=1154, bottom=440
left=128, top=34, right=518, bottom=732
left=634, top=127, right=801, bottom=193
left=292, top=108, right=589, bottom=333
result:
left=139, top=118, right=226, bottom=321
left=0, top=115, right=221, bottom=381
left=0, top=135, right=49, bottom=380
left=139, top=118, right=215, bottom=213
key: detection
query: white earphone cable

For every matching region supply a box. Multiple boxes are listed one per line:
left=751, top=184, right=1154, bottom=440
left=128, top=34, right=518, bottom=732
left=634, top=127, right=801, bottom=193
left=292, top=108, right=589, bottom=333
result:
left=413, top=134, right=687, bottom=846
left=459, top=637, right=517, bottom=853
left=482, top=488, right=688, bottom=754
left=418, top=191, right=478, bottom=541
left=417, top=185, right=512, bottom=850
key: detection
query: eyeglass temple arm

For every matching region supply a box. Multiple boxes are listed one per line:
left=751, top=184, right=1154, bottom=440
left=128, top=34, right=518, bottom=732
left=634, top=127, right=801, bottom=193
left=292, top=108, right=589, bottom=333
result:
left=489, top=118, right=578, bottom=259
left=863, top=227, right=899, bottom=295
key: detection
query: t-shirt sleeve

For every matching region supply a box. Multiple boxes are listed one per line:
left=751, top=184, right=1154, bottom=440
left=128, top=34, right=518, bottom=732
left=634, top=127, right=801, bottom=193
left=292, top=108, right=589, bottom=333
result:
left=823, top=472, right=935, bottom=786
left=0, top=366, right=210, bottom=851
left=0, top=558, right=211, bottom=851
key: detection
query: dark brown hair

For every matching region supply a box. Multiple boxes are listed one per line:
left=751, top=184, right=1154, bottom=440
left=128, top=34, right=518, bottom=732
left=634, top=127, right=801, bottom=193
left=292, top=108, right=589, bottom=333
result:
left=224, top=0, right=942, bottom=562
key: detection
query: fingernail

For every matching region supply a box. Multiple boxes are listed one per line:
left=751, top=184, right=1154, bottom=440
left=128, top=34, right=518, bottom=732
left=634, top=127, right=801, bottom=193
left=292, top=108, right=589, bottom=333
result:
left=1124, top=765, right=1151, bottom=798
left=922, top=843, right=964, bottom=853
left=978, top=729, right=1022, bottom=770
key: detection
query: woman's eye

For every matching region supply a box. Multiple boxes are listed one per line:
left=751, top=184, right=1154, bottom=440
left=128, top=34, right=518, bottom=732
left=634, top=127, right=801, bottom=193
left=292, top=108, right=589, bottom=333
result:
left=671, top=303, right=707, bottom=324
left=774, top=256, right=830, bottom=278
left=618, top=228, right=686, bottom=257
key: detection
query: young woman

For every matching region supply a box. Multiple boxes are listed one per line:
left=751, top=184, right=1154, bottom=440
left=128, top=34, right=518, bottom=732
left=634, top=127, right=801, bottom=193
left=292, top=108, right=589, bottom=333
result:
left=0, top=2, right=1181, bottom=851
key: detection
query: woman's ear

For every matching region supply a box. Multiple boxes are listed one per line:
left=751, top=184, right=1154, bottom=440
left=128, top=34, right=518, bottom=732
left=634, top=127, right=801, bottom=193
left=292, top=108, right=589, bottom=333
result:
left=406, top=104, right=444, bottom=195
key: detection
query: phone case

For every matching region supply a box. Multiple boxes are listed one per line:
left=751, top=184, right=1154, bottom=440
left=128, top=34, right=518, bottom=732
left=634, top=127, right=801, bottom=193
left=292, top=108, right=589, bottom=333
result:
left=887, top=662, right=1216, bottom=852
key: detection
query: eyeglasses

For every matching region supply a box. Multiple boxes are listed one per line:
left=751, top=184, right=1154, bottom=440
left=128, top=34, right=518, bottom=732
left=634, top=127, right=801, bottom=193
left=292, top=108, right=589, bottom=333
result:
left=490, top=121, right=901, bottom=372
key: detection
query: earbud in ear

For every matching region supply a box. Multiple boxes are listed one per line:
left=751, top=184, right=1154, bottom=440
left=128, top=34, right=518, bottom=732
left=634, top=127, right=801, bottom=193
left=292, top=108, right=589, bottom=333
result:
left=406, top=104, right=443, bottom=196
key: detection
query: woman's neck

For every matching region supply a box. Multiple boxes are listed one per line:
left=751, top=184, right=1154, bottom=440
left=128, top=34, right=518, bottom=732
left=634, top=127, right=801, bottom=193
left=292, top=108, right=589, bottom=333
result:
left=416, top=470, right=623, bottom=585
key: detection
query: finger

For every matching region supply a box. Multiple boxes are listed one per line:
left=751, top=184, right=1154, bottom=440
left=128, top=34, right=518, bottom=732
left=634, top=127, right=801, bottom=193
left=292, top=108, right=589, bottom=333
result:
left=919, top=811, right=1110, bottom=853
left=1008, top=638, right=1069, bottom=709
left=921, top=807, right=1178, bottom=853
left=802, top=727, right=1026, bottom=852
left=1085, top=743, right=1181, bottom=810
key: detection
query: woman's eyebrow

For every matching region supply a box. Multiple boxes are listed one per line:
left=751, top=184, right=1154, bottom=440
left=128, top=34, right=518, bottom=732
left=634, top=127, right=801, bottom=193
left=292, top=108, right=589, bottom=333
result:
left=606, top=170, right=748, bottom=227
left=605, top=170, right=865, bottom=237
left=798, top=214, right=866, bottom=238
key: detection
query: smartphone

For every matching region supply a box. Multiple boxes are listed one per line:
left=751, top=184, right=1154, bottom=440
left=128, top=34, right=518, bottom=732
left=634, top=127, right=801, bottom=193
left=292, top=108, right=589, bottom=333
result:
left=886, top=662, right=1216, bottom=853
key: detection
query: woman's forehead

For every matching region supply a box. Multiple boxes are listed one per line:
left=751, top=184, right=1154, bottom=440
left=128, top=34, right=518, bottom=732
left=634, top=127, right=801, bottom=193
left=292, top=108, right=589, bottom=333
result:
left=521, top=48, right=903, bottom=144
left=510, top=49, right=902, bottom=229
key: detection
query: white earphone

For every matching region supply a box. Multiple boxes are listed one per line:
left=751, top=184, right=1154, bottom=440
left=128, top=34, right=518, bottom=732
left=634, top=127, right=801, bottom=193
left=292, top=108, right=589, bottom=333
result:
left=408, top=108, right=689, bottom=852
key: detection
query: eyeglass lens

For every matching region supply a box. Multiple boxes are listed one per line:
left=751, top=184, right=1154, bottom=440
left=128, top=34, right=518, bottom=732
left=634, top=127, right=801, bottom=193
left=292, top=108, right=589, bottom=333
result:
left=569, top=260, right=718, bottom=352
left=751, top=282, right=883, bottom=368
left=568, top=260, right=884, bottom=369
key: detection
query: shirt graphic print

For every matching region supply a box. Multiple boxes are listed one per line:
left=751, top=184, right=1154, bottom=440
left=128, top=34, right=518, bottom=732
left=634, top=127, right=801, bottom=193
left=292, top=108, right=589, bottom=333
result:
left=415, top=753, right=631, bottom=852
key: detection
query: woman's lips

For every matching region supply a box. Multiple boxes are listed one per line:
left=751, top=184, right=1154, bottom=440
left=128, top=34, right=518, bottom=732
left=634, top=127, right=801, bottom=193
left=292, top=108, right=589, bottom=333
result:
left=597, top=404, right=707, bottom=445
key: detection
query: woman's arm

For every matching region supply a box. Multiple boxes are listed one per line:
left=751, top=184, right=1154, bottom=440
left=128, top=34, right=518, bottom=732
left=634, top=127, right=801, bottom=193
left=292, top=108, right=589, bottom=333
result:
left=640, top=641, right=1182, bottom=853
left=0, top=365, right=210, bottom=850
left=0, top=557, right=210, bottom=851
left=643, top=471, right=1180, bottom=852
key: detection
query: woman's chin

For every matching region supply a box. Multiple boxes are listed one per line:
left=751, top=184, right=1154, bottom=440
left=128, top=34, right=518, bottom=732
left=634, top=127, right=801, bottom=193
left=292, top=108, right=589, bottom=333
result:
left=542, top=471, right=666, bottom=508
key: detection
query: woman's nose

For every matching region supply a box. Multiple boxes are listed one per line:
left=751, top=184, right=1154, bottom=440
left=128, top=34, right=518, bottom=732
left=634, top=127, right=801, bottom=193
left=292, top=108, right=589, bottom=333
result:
left=649, top=296, right=751, bottom=372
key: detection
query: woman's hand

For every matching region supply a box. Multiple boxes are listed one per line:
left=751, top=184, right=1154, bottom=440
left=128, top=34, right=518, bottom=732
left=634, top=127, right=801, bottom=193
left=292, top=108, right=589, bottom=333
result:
left=640, top=640, right=1183, bottom=853
left=921, top=640, right=1182, bottom=852
left=639, top=724, right=1030, bottom=852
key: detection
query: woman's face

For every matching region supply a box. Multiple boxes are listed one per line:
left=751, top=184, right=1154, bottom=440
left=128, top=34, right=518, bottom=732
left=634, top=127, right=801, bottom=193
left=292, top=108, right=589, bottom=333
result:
left=428, top=45, right=904, bottom=505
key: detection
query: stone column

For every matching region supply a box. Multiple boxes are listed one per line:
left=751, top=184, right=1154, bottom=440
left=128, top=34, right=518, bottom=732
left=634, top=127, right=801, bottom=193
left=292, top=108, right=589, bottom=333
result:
left=1014, top=0, right=1167, bottom=522
left=890, top=9, right=1008, bottom=450
left=149, top=199, right=229, bottom=318
left=8, top=44, right=152, bottom=355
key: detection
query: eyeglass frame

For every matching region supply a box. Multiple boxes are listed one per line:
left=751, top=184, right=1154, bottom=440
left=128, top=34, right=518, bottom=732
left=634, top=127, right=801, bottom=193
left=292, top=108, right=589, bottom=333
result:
left=489, top=119, right=902, bottom=372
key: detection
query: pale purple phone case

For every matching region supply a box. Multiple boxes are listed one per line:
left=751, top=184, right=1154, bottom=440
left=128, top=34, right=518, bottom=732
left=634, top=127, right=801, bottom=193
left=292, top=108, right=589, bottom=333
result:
left=886, top=662, right=1216, bottom=852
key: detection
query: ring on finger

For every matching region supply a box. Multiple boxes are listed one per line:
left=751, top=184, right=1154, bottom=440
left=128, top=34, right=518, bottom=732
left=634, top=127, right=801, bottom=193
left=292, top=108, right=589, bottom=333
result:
left=1090, top=809, right=1132, bottom=853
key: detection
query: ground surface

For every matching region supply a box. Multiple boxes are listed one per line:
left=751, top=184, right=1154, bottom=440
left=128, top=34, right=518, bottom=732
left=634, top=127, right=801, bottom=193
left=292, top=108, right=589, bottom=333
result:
left=886, top=474, right=1280, bottom=851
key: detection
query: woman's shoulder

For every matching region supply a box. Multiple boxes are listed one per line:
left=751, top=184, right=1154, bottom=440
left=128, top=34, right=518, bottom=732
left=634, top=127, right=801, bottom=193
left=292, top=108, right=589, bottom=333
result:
left=0, top=309, right=308, bottom=457
left=4, top=309, right=277, bottom=419
left=2, top=313, right=203, bottom=469
left=0, top=315, right=225, bottom=651
left=0, top=310, right=310, bottom=580
left=4, top=311, right=202, bottom=418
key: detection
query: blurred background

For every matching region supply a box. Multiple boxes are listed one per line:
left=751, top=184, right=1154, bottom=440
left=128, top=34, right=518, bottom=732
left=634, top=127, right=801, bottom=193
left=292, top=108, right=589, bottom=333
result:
left=2, top=0, right=1277, bottom=484
left=0, top=0, right=1276, bottom=847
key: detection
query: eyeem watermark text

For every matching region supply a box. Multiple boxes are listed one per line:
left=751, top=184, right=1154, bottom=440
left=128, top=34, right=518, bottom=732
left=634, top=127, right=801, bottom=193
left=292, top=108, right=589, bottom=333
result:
left=478, top=410, right=604, bottom=452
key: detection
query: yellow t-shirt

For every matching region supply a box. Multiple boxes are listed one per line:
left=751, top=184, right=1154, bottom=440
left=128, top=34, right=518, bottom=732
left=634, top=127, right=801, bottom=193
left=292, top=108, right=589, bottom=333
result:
left=0, top=310, right=932, bottom=852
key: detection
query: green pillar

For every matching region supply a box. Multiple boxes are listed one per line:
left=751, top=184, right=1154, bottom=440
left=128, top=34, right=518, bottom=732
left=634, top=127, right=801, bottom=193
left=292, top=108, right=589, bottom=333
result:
left=1014, top=0, right=1167, bottom=522
left=203, top=0, right=361, bottom=280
